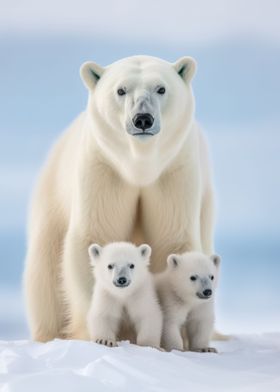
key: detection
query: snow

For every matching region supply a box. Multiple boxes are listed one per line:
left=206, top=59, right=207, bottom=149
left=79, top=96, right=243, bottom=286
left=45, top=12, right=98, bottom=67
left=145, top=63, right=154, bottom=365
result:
left=1, top=334, right=280, bottom=391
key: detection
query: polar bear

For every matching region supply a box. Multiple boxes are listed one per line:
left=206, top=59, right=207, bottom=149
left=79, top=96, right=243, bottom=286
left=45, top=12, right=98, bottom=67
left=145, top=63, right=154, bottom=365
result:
left=24, top=55, right=216, bottom=342
left=87, top=242, right=162, bottom=348
left=155, top=252, right=220, bottom=352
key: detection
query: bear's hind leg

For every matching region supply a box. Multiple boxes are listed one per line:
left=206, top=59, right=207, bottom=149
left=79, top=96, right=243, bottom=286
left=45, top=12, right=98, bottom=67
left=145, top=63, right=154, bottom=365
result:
left=24, top=225, right=65, bottom=342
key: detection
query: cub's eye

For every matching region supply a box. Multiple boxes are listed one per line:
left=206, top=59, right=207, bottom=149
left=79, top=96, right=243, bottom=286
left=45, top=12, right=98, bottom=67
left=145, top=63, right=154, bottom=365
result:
left=210, top=275, right=214, bottom=280
left=108, top=264, right=113, bottom=270
left=129, top=264, right=135, bottom=269
left=190, top=276, right=197, bottom=281
left=157, top=87, right=166, bottom=95
left=117, top=88, right=126, bottom=96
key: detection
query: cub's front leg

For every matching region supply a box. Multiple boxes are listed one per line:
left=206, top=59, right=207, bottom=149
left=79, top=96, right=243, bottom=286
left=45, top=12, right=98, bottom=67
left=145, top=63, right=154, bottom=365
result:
left=127, top=292, right=163, bottom=349
left=87, top=289, right=122, bottom=347
left=186, top=302, right=217, bottom=353
left=159, top=300, right=186, bottom=351
left=161, top=321, right=184, bottom=351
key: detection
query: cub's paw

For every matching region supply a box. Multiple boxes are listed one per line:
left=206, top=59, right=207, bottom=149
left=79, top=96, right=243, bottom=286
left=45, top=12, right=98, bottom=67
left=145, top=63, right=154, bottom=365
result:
left=144, top=345, right=165, bottom=352
left=193, top=347, right=217, bottom=353
left=156, top=347, right=166, bottom=352
left=95, top=338, right=117, bottom=347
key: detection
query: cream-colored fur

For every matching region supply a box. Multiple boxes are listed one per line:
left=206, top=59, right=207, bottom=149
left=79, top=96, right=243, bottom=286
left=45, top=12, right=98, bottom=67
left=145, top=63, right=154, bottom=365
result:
left=87, top=242, right=162, bottom=348
left=155, top=252, right=220, bottom=352
left=24, top=55, right=215, bottom=341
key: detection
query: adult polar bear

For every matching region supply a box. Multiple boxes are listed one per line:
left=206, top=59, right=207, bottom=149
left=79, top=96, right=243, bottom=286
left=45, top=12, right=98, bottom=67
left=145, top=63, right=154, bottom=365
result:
left=24, top=55, right=215, bottom=342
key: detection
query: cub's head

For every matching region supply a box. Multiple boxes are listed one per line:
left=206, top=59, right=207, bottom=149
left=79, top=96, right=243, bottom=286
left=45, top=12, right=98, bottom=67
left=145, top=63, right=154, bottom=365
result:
left=88, top=242, right=151, bottom=296
left=80, top=55, right=196, bottom=186
left=166, top=252, right=221, bottom=302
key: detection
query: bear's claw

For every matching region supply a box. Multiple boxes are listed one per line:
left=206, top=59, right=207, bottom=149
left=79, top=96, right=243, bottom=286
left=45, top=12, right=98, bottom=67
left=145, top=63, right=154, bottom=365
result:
left=193, top=347, right=217, bottom=353
left=95, top=338, right=117, bottom=347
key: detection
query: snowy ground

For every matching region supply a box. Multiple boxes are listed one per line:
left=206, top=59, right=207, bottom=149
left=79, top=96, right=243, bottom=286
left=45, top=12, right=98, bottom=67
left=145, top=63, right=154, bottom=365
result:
left=1, top=334, right=280, bottom=392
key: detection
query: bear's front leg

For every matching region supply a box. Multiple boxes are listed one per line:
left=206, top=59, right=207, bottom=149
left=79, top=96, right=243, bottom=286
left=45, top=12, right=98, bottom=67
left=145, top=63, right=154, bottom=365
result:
left=127, top=296, right=162, bottom=349
left=87, top=290, right=122, bottom=347
left=89, top=316, right=119, bottom=347
left=141, top=162, right=203, bottom=273
left=135, top=315, right=162, bottom=349
left=161, top=321, right=184, bottom=352
left=62, top=228, right=93, bottom=340
left=186, top=302, right=217, bottom=353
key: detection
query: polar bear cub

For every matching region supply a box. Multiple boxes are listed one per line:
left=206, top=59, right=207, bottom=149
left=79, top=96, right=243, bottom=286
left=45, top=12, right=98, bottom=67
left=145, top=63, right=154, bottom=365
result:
left=87, top=242, right=162, bottom=348
left=155, top=251, right=220, bottom=353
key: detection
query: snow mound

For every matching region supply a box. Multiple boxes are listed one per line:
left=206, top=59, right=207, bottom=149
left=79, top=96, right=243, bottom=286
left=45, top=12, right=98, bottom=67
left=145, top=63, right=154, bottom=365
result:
left=1, top=334, right=280, bottom=391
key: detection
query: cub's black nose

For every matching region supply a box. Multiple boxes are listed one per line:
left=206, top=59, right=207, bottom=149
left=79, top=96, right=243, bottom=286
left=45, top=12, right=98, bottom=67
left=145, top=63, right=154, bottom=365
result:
left=203, top=289, right=212, bottom=297
left=117, top=277, right=127, bottom=286
left=133, top=113, right=154, bottom=130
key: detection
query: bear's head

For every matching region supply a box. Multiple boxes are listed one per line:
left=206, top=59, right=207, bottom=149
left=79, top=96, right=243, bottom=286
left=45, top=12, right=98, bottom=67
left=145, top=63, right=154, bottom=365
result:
left=88, top=242, right=151, bottom=296
left=166, top=251, right=221, bottom=303
left=80, top=55, right=196, bottom=186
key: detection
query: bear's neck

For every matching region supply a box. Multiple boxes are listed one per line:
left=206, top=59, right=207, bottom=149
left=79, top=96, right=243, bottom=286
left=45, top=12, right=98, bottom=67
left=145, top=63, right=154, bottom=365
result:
left=85, top=115, right=197, bottom=187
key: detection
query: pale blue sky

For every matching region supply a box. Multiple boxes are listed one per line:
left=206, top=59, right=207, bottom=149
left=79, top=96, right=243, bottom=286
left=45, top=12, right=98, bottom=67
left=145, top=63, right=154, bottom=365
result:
left=1, top=0, right=280, bottom=44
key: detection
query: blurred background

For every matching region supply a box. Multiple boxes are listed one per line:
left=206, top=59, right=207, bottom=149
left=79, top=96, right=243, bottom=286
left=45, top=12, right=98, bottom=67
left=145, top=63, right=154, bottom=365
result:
left=0, top=0, right=279, bottom=339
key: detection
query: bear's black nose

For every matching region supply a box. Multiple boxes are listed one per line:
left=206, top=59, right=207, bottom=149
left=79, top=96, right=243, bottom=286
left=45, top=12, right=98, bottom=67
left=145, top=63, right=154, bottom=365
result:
left=133, top=113, right=154, bottom=131
left=117, top=277, right=127, bottom=286
left=203, top=289, right=212, bottom=297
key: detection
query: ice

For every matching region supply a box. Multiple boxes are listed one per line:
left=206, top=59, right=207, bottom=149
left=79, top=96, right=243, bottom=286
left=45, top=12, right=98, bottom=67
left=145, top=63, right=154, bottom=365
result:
left=1, top=334, right=280, bottom=392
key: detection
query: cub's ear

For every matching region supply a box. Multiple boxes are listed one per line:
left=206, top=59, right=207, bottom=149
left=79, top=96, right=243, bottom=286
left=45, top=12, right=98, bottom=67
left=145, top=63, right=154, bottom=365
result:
left=167, top=254, right=180, bottom=268
left=88, top=243, right=102, bottom=266
left=210, top=254, right=221, bottom=268
left=173, top=56, right=196, bottom=83
left=138, top=244, right=152, bottom=263
left=80, top=61, right=104, bottom=90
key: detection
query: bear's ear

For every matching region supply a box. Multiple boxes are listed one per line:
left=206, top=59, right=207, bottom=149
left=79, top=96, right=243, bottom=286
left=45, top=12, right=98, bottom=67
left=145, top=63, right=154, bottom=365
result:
left=80, top=61, right=104, bottom=90
left=173, top=57, right=196, bottom=84
left=138, top=244, right=152, bottom=263
left=167, top=254, right=180, bottom=268
left=88, top=243, right=102, bottom=266
left=210, top=254, right=221, bottom=268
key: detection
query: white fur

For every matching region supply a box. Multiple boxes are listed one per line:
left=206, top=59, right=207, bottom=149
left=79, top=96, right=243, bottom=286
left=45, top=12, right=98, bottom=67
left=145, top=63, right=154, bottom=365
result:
left=155, top=251, right=220, bottom=352
left=87, top=242, right=162, bottom=348
left=23, top=55, right=215, bottom=341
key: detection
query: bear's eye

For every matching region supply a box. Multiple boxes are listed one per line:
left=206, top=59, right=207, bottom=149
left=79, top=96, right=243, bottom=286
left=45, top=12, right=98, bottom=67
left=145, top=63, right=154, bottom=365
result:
left=190, top=276, right=197, bottom=281
left=117, top=88, right=126, bottom=96
left=108, top=264, right=113, bottom=270
left=157, top=87, right=166, bottom=95
left=129, top=264, right=135, bottom=269
left=210, top=275, right=214, bottom=280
